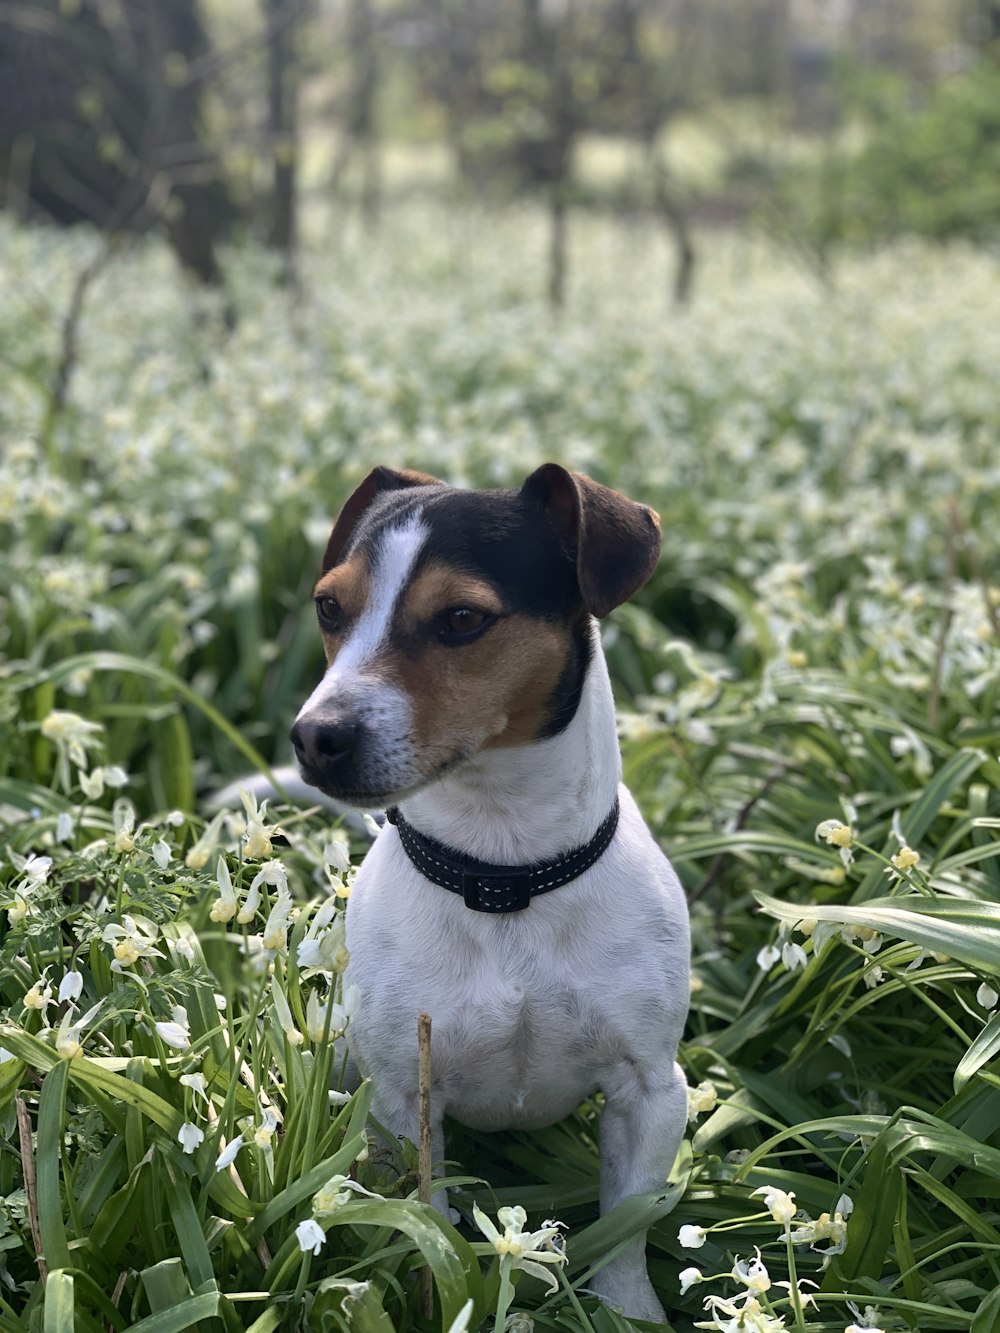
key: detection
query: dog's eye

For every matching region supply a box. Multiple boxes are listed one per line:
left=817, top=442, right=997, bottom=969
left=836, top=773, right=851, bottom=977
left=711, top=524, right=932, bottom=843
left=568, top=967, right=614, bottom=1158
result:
left=316, top=596, right=342, bottom=630
left=438, top=607, right=493, bottom=643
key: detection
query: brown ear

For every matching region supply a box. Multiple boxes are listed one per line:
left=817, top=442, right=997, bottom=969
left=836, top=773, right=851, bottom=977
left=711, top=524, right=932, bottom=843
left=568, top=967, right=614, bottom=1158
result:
left=521, top=463, right=661, bottom=617
left=322, top=466, right=442, bottom=571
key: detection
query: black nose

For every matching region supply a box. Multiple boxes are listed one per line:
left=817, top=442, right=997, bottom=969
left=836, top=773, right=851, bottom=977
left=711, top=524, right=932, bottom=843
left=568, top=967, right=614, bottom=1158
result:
left=291, top=717, right=359, bottom=772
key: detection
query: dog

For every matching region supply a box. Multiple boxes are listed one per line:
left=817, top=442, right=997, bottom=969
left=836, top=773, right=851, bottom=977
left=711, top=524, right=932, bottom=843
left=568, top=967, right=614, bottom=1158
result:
left=291, top=464, right=690, bottom=1321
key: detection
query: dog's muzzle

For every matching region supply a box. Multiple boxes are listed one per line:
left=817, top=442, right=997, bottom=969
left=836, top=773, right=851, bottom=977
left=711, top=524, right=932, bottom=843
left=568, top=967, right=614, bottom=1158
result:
left=290, top=715, right=359, bottom=783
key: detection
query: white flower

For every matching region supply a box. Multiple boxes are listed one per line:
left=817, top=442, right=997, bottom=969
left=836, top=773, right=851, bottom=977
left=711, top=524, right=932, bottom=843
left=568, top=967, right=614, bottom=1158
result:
left=816, top=819, right=852, bottom=848
left=210, top=857, right=238, bottom=923
left=679, top=1266, right=702, bottom=1294
left=297, top=904, right=349, bottom=973
left=239, top=859, right=288, bottom=925
left=178, top=1122, right=204, bottom=1154
left=58, top=970, right=83, bottom=1003
left=114, top=804, right=136, bottom=853
left=790, top=1194, right=852, bottom=1256
left=471, top=1204, right=567, bottom=1293
left=155, top=1005, right=191, bottom=1050
left=41, top=710, right=104, bottom=770
left=295, top=1217, right=326, bottom=1255
left=688, top=1081, right=718, bottom=1119
left=180, top=1072, right=209, bottom=1102
left=312, top=1173, right=384, bottom=1213
left=678, top=1224, right=707, bottom=1248
left=240, top=790, right=281, bottom=860
left=215, top=1135, right=244, bottom=1171
left=324, top=838, right=351, bottom=874
left=102, top=915, right=164, bottom=970
left=17, top=853, right=53, bottom=886
left=732, top=1251, right=771, bottom=1295
left=253, top=1107, right=279, bottom=1150
left=751, top=1185, right=797, bottom=1229
left=845, top=1301, right=884, bottom=1333
left=185, top=810, right=226, bottom=870
left=305, top=983, right=359, bottom=1043
left=55, top=811, right=74, bottom=842
left=8, top=895, right=30, bottom=927
left=757, top=943, right=780, bottom=971
left=261, top=889, right=294, bottom=953
left=174, top=936, right=196, bottom=963
left=55, top=1024, right=83, bottom=1060
left=151, top=839, right=172, bottom=870
left=781, top=940, right=808, bottom=971
left=889, top=845, right=920, bottom=873
left=695, top=1293, right=787, bottom=1331
left=977, top=982, right=999, bottom=1011
left=24, top=971, right=55, bottom=1017
left=270, top=977, right=305, bottom=1046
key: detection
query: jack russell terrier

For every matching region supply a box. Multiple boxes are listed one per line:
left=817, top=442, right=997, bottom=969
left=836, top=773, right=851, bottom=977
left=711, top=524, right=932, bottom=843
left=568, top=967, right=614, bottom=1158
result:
left=290, top=464, right=690, bottom=1321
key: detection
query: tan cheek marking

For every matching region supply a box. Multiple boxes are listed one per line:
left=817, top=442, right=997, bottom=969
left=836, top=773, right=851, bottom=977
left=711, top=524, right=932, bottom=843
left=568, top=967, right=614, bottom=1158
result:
left=400, top=565, right=505, bottom=627
left=312, top=554, right=371, bottom=666
left=387, top=617, right=572, bottom=761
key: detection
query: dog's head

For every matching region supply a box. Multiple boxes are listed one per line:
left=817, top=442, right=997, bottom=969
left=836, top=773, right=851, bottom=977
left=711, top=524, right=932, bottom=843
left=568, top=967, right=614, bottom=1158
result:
left=291, top=464, right=660, bottom=806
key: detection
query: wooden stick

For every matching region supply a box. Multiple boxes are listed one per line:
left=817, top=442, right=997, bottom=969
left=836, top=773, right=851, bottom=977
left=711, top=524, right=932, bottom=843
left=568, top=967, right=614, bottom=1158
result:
left=16, top=1094, right=47, bottom=1283
left=417, top=1011, right=433, bottom=1319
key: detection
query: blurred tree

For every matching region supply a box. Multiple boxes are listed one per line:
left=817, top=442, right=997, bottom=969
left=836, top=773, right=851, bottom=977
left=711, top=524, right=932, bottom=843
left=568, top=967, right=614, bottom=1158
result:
left=768, top=58, right=1000, bottom=270
left=0, top=0, right=238, bottom=284
left=263, top=0, right=309, bottom=274
left=328, top=0, right=382, bottom=225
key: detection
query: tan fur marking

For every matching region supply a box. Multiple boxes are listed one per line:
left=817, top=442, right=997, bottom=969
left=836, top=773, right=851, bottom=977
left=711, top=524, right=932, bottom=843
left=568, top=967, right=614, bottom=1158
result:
left=312, top=553, right=371, bottom=664
left=387, top=615, right=572, bottom=765
left=401, top=564, right=506, bottom=627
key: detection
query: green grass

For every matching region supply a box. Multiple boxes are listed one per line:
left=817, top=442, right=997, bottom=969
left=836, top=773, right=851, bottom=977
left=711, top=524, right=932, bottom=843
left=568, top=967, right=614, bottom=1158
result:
left=1, top=203, right=999, bottom=1331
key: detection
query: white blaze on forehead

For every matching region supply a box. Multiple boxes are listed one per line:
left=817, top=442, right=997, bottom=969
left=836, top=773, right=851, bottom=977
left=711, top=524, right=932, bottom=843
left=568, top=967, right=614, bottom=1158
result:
left=293, top=509, right=426, bottom=735
left=335, top=511, right=429, bottom=673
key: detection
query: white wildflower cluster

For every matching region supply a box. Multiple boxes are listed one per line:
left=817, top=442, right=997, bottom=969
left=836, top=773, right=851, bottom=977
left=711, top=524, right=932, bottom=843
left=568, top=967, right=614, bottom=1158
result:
left=677, top=1186, right=867, bottom=1332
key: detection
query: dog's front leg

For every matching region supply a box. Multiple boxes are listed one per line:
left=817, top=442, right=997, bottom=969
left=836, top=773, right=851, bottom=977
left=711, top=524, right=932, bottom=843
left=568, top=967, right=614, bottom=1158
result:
left=591, top=1059, right=688, bottom=1322
left=369, top=1083, right=451, bottom=1218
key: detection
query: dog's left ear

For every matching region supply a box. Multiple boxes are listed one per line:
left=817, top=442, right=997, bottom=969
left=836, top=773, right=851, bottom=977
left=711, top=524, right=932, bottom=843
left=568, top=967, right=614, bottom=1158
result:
left=522, top=463, right=661, bottom=617
left=322, top=466, right=442, bottom=571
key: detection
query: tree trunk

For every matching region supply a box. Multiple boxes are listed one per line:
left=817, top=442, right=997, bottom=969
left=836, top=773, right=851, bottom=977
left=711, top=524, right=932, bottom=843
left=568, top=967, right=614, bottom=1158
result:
left=547, top=181, right=568, bottom=312
left=264, top=0, right=301, bottom=273
left=650, top=152, right=695, bottom=306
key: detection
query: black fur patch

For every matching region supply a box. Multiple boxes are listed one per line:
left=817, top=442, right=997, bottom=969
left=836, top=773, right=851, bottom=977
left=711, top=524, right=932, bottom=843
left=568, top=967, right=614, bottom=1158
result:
left=342, top=484, right=589, bottom=737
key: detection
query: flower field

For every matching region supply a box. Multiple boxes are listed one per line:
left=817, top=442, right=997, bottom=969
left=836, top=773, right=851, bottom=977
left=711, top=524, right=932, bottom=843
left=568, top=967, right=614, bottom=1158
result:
left=1, top=205, right=999, bottom=1332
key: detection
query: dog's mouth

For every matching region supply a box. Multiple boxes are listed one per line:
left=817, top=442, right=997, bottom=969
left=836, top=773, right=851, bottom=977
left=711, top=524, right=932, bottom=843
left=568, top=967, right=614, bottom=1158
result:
left=297, top=751, right=472, bottom=812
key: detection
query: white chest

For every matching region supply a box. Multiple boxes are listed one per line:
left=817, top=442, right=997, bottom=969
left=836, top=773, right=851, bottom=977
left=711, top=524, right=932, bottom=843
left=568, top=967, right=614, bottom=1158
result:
left=342, top=794, right=690, bottom=1131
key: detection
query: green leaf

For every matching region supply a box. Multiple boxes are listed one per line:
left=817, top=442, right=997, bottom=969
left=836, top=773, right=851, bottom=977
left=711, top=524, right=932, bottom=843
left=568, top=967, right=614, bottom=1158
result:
left=37, top=1062, right=73, bottom=1273
left=125, top=1294, right=222, bottom=1333
left=43, top=1270, right=74, bottom=1333
left=319, top=1199, right=483, bottom=1329
left=955, top=1011, right=1000, bottom=1093
left=312, top=1278, right=396, bottom=1332
left=755, top=892, right=1000, bottom=972
left=43, top=652, right=288, bottom=792
left=971, top=1283, right=1000, bottom=1333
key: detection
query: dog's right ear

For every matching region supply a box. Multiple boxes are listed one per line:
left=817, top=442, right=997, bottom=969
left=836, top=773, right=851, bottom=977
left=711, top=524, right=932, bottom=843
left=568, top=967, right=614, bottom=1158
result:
left=521, top=463, right=661, bottom=617
left=322, top=466, right=442, bottom=571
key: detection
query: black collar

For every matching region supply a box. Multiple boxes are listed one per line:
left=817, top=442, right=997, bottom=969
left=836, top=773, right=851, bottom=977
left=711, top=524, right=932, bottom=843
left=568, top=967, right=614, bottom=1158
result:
left=385, top=798, right=620, bottom=913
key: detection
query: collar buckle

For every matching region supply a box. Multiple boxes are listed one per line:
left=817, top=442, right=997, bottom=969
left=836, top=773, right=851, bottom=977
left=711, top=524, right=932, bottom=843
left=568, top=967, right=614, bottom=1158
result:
left=461, top=869, right=532, bottom=913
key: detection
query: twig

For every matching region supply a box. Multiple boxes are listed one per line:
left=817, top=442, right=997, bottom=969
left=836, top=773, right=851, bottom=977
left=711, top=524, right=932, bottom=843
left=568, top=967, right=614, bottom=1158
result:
left=417, top=1011, right=433, bottom=1320
left=43, top=238, right=118, bottom=438
left=16, top=1094, right=47, bottom=1283
left=928, top=502, right=959, bottom=733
